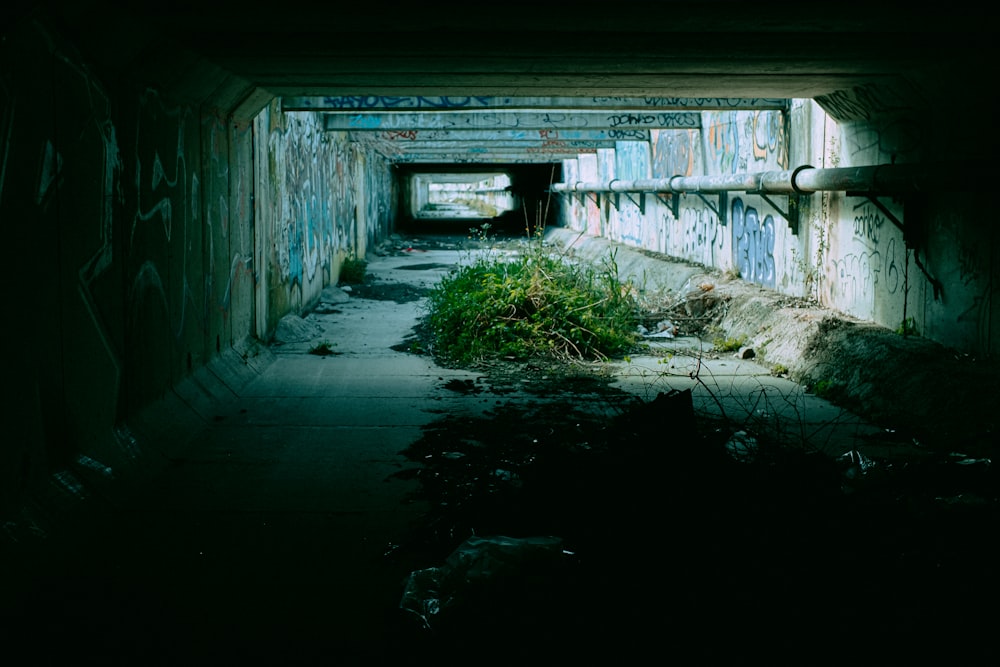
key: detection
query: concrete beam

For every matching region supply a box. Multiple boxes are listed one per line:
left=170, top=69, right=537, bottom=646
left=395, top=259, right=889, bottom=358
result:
left=324, top=111, right=700, bottom=131
left=346, top=129, right=651, bottom=142
left=356, top=139, right=621, bottom=152
left=286, top=95, right=788, bottom=112
left=391, top=151, right=593, bottom=164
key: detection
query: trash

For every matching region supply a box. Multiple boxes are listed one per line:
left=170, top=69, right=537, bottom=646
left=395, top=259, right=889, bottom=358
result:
left=725, top=430, right=758, bottom=463
left=75, top=454, right=114, bottom=478
left=838, top=448, right=877, bottom=481
left=641, top=319, right=678, bottom=338
left=399, top=534, right=568, bottom=632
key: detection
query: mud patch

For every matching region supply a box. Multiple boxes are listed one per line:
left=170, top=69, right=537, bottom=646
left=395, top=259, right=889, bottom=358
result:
left=441, top=378, right=484, bottom=394
left=387, top=386, right=1000, bottom=662
left=345, top=281, right=431, bottom=303
left=396, top=262, right=454, bottom=271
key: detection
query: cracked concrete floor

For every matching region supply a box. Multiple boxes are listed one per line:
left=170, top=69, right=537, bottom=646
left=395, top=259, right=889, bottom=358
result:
left=3, top=229, right=997, bottom=666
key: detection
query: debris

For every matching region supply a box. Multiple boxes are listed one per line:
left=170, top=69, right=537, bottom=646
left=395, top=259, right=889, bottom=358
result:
left=75, top=455, right=114, bottom=478
left=273, top=314, right=323, bottom=344
left=320, top=285, right=351, bottom=303
left=399, top=534, right=568, bottom=632
left=725, top=430, right=759, bottom=463
left=639, top=319, right=678, bottom=338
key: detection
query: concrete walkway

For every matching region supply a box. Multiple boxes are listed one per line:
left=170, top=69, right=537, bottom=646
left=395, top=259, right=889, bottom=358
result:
left=5, top=229, right=980, bottom=666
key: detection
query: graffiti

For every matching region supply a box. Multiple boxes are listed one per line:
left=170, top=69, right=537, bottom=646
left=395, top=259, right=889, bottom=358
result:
left=615, top=141, right=650, bottom=181
left=380, top=130, right=419, bottom=141
left=852, top=202, right=884, bottom=244
left=219, top=253, right=253, bottom=312
left=641, top=97, right=788, bottom=109
left=884, top=238, right=901, bottom=295
left=607, top=112, right=699, bottom=128
left=461, top=113, right=506, bottom=127
left=132, top=92, right=188, bottom=251
left=830, top=236, right=903, bottom=308
left=705, top=113, right=739, bottom=175
left=652, top=129, right=695, bottom=178
left=320, top=96, right=495, bottom=109
left=844, top=119, right=920, bottom=161
left=334, top=112, right=696, bottom=131
left=833, top=251, right=878, bottom=304
left=815, top=82, right=913, bottom=122
left=525, top=145, right=591, bottom=154
left=607, top=128, right=649, bottom=140
left=751, top=110, right=787, bottom=167
left=731, top=197, right=775, bottom=288
left=615, top=203, right=644, bottom=247
left=588, top=97, right=787, bottom=109
left=274, top=112, right=358, bottom=291
left=539, top=129, right=558, bottom=139
left=680, top=205, right=723, bottom=265
left=658, top=211, right=673, bottom=255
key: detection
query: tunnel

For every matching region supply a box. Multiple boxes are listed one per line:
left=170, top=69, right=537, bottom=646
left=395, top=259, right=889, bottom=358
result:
left=2, top=3, right=1000, bottom=665
left=393, top=163, right=563, bottom=236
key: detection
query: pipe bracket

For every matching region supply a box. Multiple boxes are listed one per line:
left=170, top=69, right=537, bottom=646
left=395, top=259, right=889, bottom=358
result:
left=693, top=191, right=728, bottom=226
left=750, top=192, right=799, bottom=235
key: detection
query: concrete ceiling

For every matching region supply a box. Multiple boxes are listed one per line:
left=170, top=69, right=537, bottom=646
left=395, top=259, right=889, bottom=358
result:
left=13, top=1, right=995, bottom=166
left=28, top=2, right=992, bottom=103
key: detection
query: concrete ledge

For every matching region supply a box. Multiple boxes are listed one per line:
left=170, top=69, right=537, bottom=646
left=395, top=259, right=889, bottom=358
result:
left=2, top=342, right=279, bottom=549
left=544, top=226, right=998, bottom=449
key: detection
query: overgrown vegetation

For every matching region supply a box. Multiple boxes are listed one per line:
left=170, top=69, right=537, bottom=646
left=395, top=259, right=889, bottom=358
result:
left=339, top=253, right=368, bottom=284
left=424, top=228, right=641, bottom=366
left=450, top=197, right=499, bottom=218
left=712, top=332, right=747, bottom=352
left=896, top=316, right=919, bottom=337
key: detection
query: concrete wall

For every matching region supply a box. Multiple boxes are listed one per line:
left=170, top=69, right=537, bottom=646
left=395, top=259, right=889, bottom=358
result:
left=557, top=102, right=998, bottom=358
left=255, top=107, right=396, bottom=335
left=0, top=18, right=396, bottom=524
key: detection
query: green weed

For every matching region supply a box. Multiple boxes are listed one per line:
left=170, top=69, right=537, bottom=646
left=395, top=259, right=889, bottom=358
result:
left=340, top=254, right=368, bottom=285
left=811, top=378, right=843, bottom=398
left=896, top=317, right=919, bottom=337
left=425, top=233, right=640, bottom=366
left=712, top=334, right=747, bottom=353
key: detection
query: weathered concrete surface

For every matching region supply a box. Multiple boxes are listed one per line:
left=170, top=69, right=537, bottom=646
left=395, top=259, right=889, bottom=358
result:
left=3, top=230, right=997, bottom=666
left=545, top=226, right=999, bottom=455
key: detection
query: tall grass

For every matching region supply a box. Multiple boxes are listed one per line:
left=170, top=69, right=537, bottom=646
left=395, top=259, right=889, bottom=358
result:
left=425, top=231, right=640, bottom=366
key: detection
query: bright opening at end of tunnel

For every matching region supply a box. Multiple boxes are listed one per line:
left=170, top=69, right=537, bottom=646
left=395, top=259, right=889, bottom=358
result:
left=410, top=171, right=515, bottom=220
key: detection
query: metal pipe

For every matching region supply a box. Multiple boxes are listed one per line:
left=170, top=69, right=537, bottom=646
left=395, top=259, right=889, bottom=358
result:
left=791, top=164, right=925, bottom=193
left=550, top=163, right=930, bottom=196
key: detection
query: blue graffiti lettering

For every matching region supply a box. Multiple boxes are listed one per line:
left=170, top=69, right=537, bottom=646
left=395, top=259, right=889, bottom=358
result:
left=732, top=198, right=775, bottom=288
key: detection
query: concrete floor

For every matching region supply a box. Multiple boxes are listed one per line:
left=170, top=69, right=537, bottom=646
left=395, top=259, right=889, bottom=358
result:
left=3, top=230, right=996, bottom=666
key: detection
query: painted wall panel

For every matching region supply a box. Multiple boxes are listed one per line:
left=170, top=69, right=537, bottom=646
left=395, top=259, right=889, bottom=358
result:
left=557, top=102, right=996, bottom=357
left=0, top=21, right=399, bottom=518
